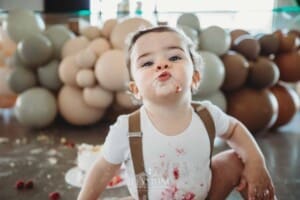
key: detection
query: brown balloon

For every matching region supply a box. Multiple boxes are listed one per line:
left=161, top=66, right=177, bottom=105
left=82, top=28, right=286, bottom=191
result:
left=221, top=51, right=249, bottom=92
left=256, top=33, right=279, bottom=55
left=230, top=29, right=249, bottom=48
left=248, top=57, right=280, bottom=89
left=226, top=88, right=278, bottom=133
left=274, top=51, right=300, bottom=82
left=232, top=34, right=261, bottom=61
left=269, top=82, right=300, bottom=128
left=273, top=30, right=298, bottom=53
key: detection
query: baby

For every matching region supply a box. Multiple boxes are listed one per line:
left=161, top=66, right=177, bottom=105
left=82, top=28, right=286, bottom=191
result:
left=77, top=26, right=275, bottom=200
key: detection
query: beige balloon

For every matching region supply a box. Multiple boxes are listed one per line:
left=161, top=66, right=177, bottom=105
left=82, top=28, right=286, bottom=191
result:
left=61, top=36, right=89, bottom=58
left=83, top=86, right=113, bottom=109
left=0, top=67, right=16, bottom=95
left=80, top=26, right=102, bottom=40
left=58, top=55, right=80, bottom=87
left=110, top=17, right=152, bottom=49
left=87, top=37, right=111, bottom=57
left=116, top=90, right=140, bottom=109
left=76, top=48, right=97, bottom=69
left=101, top=18, right=118, bottom=39
left=95, top=49, right=130, bottom=91
left=58, top=85, right=105, bottom=125
left=76, top=69, right=96, bottom=88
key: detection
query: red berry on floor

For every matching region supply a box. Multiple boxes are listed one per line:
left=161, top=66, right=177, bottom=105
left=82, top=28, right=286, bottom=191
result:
left=25, top=180, right=34, bottom=189
left=15, top=180, right=25, bottom=190
left=49, top=191, right=60, bottom=200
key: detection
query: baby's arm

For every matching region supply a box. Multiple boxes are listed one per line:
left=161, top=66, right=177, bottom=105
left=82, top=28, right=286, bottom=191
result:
left=77, top=156, right=121, bottom=200
left=221, top=117, right=275, bottom=199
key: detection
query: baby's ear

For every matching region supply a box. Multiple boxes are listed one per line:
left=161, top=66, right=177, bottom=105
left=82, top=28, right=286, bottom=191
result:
left=128, top=81, right=141, bottom=99
left=192, top=71, right=200, bottom=90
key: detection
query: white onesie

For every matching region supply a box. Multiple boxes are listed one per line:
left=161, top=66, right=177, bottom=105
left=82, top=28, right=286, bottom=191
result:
left=102, top=101, right=230, bottom=200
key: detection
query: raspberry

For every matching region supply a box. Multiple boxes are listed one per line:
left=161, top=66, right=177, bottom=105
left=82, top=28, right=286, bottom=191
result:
left=15, top=180, right=25, bottom=190
left=25, top=180, right=34, bottom=189
left=49, top=191, right=60, bottom=200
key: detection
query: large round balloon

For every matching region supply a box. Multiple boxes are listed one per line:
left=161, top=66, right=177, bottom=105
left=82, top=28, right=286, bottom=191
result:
left=226, top=88, right=278, bottom=133
left=58, top=85, right=105, bottom=125
left=221, top=51, right=249, bottom=92
left=3, top=9, right=45, bottom=42
left=17, top=33, right=53, bottom=68
left=269, top=82, right=300, bottom=128
left=274, top=51, right=300, bottom=82
left=95, top=50, right=130, bottom=91
left=199, top=26, right=231, bottom=56
left=15, top=87, right=57, bottom=128
left=248, top=57, right=280, bottom=89
left=110, top=17, right=152, bottom=49
left=44, top=25, right=75, bottom=59
left=196, top=51, right=225, bottom=96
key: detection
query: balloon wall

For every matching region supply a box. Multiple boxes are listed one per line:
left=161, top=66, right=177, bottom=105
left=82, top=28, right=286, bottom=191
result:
left=0, top=9, right=299, bottom=133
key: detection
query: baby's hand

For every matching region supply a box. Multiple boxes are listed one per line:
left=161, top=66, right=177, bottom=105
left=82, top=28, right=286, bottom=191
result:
left=236, top=161, right=275, bottom=200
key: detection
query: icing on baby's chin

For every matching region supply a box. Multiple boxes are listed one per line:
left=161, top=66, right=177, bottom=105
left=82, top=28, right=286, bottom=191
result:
left=152, top=77, right=182, bottom=95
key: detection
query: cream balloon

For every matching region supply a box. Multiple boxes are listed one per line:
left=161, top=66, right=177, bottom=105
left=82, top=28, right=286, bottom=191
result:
left=58, top=55, right=80, bottom=87
left=116, top=90, right=140, bottom=109
left=61, top=36, right=89, bottom=58
left=87, top=38, right=111, bottom=57
left=76, top=48, right=97, bottom=69
left=95, top=50, right=130, bottom=91
left=101, top=18, right=118, bottom=39
left=80, top=26, right=101, bottom=40
left=58, top=85, right=105, bottom=125
left=76, top=69, right=96, bottom=88
left=110, top=17, right=152, bottom=49
left=83, top=86, right=113, bottom=109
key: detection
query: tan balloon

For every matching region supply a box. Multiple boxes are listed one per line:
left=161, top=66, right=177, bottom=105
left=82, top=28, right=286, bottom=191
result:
left=58, top=55, right=80, bottom=86
left=116, top=90, right=140, bottom=110
left=101, top=18, right=118, bottom=39
left=95, top=50, right=130, bottom=91
left=76, top=69, right=96, bottom=88
left=87, top=37, right=111, bottom=57
left=76, top=48, right=97, bottom=69
left=58, top=85, right=105, bottom=125
left=61, top=36, right=89, bottom=58
left=110, top=17, right=152, bottom=49
left=83, top=86, right=113, bottom=109
left=80, top=26, right=101, bottom=40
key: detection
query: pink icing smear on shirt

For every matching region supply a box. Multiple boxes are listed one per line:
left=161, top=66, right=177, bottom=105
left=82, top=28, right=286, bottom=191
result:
left=173, top=167, right=179, bottom=180
left=182, top=192, right=196, bottom=200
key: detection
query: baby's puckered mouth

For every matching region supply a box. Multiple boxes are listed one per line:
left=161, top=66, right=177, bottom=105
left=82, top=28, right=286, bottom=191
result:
left=157, top=71, right=171, bottom=81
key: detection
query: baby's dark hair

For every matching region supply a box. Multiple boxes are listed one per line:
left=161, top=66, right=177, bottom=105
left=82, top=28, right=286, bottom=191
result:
left=125, top=26, right=202, bottom=80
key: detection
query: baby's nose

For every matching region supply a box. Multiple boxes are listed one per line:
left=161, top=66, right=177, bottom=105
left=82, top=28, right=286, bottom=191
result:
left=156, top=64, right=169, bottom=71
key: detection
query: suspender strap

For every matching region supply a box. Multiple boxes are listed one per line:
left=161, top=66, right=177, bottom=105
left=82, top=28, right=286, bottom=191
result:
left=192, top=102, right=216, bottom=158
left=128, top=110, right=148, bottom=200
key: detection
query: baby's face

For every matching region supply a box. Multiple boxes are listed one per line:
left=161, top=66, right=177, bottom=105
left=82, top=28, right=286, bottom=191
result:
left=129, top=31, right=195, bottom=103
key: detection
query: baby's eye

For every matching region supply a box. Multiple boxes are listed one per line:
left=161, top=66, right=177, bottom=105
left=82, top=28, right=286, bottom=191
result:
left=141, top=61, right=154, bottom=67
left=169, top=55, right=182, bottom=62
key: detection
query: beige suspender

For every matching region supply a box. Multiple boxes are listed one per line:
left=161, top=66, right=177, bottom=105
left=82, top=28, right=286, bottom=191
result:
left=128, top=102, right=216, bottom=200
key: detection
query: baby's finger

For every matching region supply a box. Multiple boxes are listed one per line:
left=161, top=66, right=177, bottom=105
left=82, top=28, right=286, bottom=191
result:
left=235, top=178, right=247, bottom=192
left=247, top=184, right=257, bottom=200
